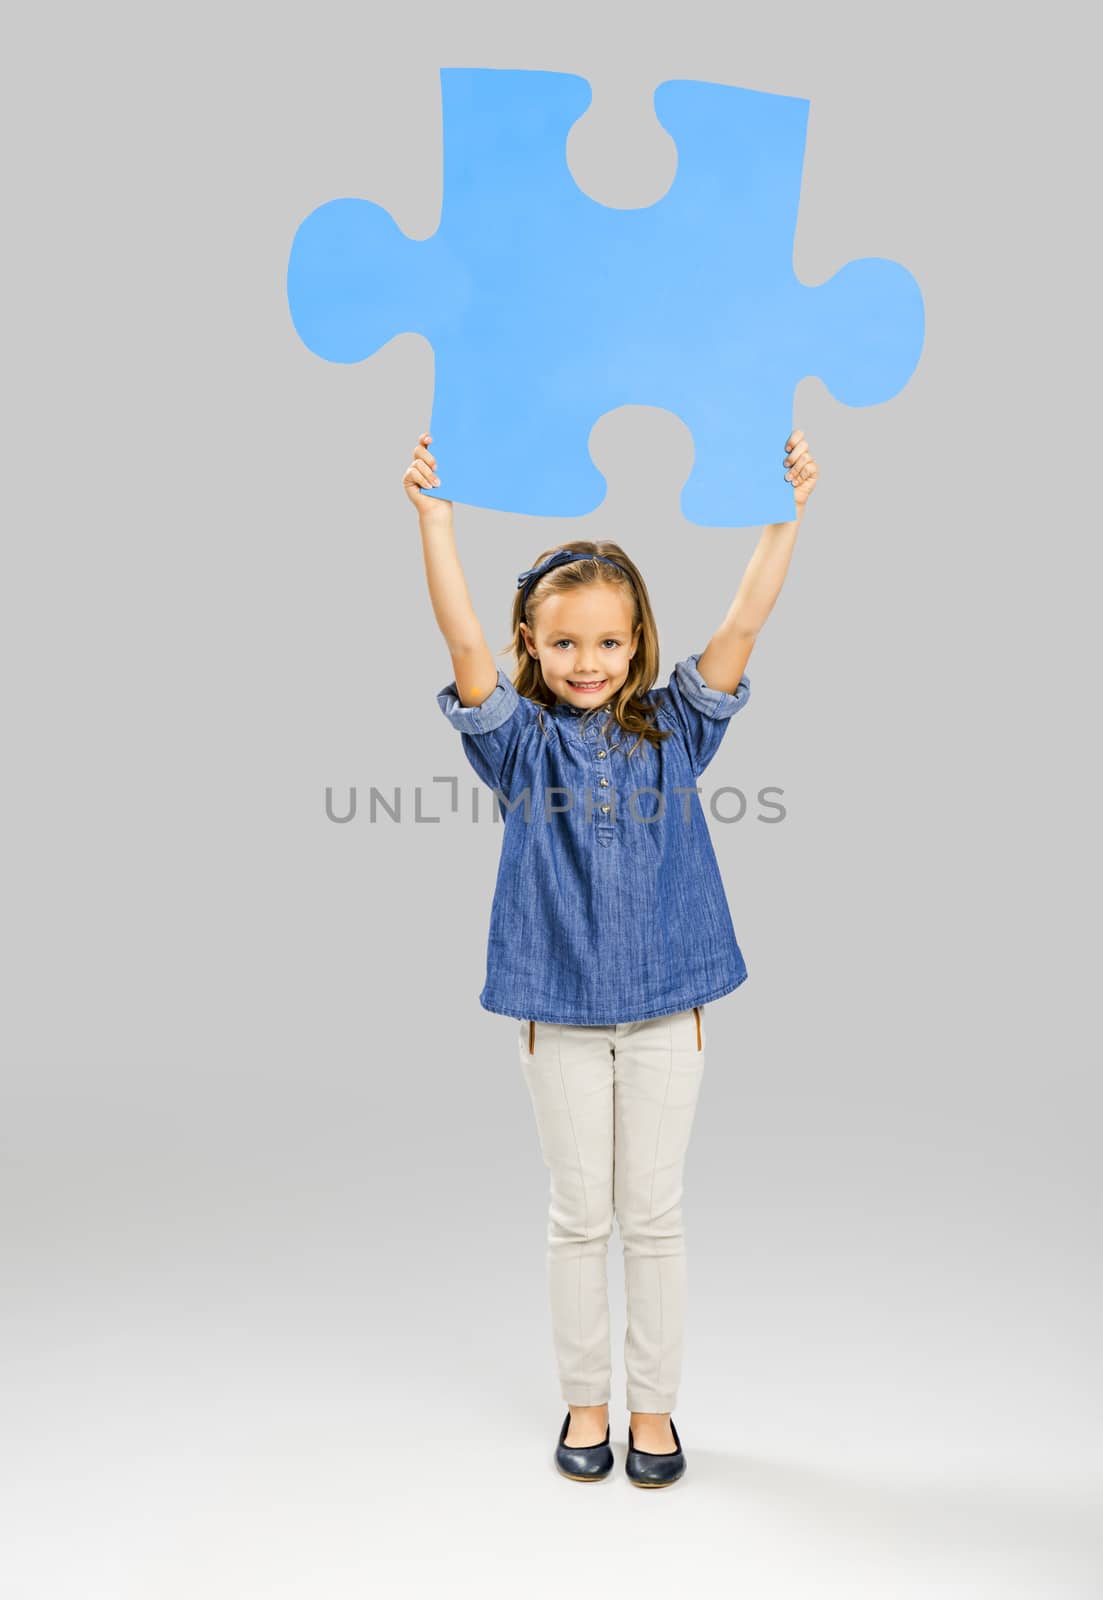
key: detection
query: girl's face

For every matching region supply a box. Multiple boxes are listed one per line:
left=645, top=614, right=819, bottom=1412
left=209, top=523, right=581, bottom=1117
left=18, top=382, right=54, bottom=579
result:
left=521, top=585, right=641, bottom=710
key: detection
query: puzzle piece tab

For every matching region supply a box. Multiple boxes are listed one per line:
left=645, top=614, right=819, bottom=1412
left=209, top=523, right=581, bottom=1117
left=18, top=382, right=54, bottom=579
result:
left=287, top=68, right=924, bottom=528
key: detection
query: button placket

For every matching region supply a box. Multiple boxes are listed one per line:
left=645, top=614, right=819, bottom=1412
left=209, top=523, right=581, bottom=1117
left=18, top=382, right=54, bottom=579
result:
left=586, top=720, right=617, bottom=844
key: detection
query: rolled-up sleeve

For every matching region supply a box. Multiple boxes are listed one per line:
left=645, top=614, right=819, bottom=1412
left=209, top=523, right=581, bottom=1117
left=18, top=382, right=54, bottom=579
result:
left=662, top=652, right=751, bottom=776
left=436, top=668, right=530, bottom=795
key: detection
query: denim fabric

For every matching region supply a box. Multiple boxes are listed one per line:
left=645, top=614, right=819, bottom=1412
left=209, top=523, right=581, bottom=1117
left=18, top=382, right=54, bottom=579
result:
left=436, top=653, right=751, bottom=1025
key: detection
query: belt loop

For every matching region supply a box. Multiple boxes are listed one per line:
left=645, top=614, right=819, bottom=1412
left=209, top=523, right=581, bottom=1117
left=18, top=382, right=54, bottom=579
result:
left=693, top=1006, right=702, bottom=1051
left=529, top=1019, right=536, bottom=1054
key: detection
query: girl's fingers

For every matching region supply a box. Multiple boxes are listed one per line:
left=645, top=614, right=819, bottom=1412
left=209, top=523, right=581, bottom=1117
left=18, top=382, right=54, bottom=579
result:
left=403, top=434, right=444, bottom=498
left=785, top=445, right=815, bottom=482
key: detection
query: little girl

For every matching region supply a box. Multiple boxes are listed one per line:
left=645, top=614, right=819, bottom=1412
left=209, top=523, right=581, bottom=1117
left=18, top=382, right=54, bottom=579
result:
left=404, top=429, right=818, bottom=1487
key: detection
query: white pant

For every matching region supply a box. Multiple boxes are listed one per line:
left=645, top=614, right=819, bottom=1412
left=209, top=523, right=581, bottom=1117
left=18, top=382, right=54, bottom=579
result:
left=518, top=1006, right=707, bottom=1413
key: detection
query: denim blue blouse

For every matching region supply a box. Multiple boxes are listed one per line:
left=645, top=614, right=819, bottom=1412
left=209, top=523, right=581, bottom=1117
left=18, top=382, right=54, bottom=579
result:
left=436, top=653, right=751, bottom=1026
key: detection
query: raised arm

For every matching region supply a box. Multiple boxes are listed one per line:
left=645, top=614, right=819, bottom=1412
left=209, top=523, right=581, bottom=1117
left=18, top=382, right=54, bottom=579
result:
left=696, top=430, right=820, bottom=694
left=403, top=432, right=500, bottom=708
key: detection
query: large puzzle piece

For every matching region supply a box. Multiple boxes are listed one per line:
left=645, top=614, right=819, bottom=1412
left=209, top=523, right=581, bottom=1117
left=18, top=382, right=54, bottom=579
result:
left=287, top=68, right=924, bottom=528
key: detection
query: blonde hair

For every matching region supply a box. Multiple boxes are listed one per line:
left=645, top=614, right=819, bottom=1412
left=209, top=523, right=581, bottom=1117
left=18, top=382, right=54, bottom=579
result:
left=501, top=540, right=672, bottom=758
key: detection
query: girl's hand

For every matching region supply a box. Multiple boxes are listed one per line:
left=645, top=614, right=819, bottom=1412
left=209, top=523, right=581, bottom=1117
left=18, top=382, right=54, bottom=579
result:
left=784, top=429, right=819, bottom=511
left=403, top=432, right=453, bottom=519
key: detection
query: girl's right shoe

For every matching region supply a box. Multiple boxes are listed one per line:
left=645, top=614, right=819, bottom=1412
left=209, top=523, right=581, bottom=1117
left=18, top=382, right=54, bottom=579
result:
left=554, top=1410, right=614, bottom=1482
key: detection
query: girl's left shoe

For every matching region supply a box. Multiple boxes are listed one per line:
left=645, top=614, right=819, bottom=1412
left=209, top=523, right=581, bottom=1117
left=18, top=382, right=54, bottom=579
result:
left=625, top=1418, right=686, bottom=1488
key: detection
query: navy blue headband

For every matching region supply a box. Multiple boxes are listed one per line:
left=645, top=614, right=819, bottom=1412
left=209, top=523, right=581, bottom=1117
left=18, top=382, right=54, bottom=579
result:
left=517, top=548, right=630, bottom=609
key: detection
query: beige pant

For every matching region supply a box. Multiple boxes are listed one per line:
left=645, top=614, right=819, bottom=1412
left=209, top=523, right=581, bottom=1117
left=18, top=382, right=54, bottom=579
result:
left=518, top=1006, right=707, bottom=1414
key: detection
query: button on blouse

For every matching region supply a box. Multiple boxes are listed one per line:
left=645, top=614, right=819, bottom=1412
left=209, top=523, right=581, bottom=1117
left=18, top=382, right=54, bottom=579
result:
left=436, top=653, right=751, bottom=1026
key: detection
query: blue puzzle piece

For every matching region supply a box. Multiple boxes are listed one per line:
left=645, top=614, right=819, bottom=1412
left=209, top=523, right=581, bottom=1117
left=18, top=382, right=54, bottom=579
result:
left=287, top=68, right=924, bottom=528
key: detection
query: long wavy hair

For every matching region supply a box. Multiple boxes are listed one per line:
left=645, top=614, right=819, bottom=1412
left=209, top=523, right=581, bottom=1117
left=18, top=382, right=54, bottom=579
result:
left=501, top=540, right=672, bottom=758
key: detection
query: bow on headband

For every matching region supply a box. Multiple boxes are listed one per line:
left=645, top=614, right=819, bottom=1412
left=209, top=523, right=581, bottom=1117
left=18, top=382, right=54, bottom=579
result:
left=517, top=548, right=628, bottom=605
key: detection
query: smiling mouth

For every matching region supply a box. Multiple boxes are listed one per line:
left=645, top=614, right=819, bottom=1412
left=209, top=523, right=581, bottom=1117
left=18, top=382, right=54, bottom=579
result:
left=568, top=679, right=607, bottom=690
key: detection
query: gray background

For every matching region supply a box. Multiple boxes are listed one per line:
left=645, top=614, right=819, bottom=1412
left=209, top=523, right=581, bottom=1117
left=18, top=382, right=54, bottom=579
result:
left=3, top=2, right=1099, bottom=1595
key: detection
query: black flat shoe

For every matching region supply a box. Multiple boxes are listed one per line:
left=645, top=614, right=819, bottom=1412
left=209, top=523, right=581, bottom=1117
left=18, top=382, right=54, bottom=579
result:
left=625, top=1418, right=686, bottom=1487
left=554, top=1410, right=614, bottom=1482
